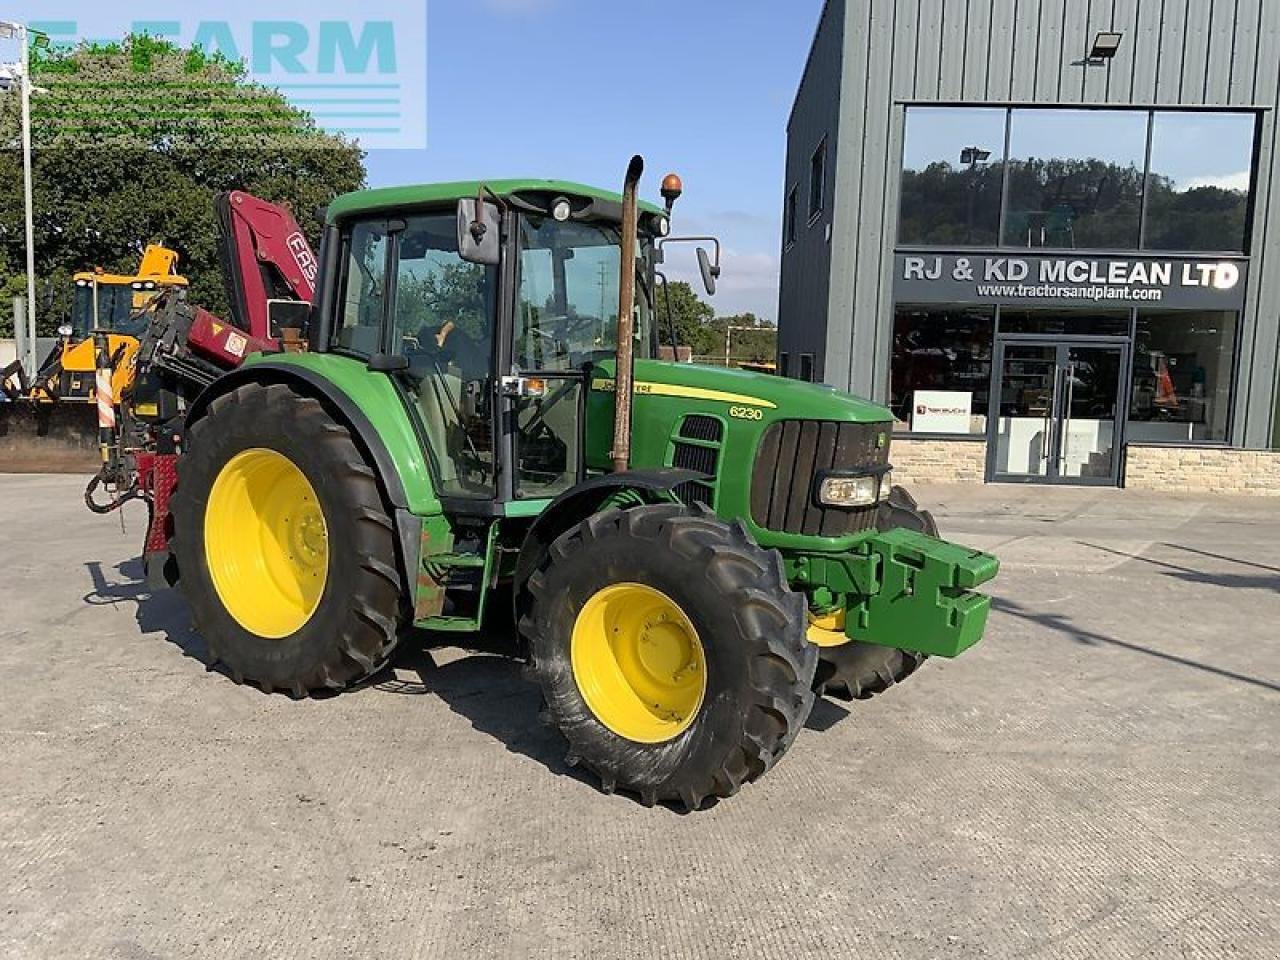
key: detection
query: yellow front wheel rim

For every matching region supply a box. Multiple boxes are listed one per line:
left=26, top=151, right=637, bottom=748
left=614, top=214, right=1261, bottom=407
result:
left=205, top=448, right=329, bottom=639
left=571, top=583, right=707, bottom=744
left=807, top=608, right=851, bottom=648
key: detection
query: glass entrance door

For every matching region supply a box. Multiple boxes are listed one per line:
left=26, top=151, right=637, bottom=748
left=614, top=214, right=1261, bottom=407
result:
left=989, top=339, right=1127, bottom=485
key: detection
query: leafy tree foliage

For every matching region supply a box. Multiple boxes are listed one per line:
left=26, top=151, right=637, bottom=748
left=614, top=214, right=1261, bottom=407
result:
left=656, top=280, right=717, bottom=356
left=0, top=35, right=366, bottom=335
left=655, top=280, right=776, bottom=364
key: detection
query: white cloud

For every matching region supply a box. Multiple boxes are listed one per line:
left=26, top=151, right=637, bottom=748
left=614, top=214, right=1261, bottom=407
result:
left=1179, top=171, right=1251, bottom=193
left=664, top=249, right=780, bottom=324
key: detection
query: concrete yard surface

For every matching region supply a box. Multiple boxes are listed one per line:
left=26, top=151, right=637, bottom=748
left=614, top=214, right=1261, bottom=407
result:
left=1, top=475, right=1277, bottom=959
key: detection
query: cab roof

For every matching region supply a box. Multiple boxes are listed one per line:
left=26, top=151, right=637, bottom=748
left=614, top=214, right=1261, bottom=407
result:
left=326, top=179, right=665, bottom=225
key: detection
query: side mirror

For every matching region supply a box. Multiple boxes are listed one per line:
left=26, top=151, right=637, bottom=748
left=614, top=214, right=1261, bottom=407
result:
left=457, top=198, right=501, bottom=265
left=697, top=246, right=721, bottom=297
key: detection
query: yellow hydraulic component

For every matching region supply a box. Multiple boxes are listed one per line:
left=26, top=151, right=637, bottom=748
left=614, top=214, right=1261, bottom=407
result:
left=807, top=608, right=852, bottom=648
left=571, top=583, right=707, bottom=744
left=204, top=448, right=329, bottom=639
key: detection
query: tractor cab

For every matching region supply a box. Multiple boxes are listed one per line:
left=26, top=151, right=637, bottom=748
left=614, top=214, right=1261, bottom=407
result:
left=320, top=182, right=669, bottom=508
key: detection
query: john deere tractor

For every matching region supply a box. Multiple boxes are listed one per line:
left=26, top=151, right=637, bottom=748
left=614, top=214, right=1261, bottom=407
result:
left=158, top=159, right=998, bottom=810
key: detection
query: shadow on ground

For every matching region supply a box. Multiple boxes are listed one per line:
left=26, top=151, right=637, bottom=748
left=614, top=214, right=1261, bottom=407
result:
left=81, top=556, right=858, bottom=804
left=992, top=594, right=1280, bottom=694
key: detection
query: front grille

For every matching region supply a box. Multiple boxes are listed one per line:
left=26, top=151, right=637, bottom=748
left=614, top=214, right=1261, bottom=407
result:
left=750, top=420, right=889, bottom=537
left=679, top=415, right=724, bottom=443
left=672, top=415, right=722, bottom=509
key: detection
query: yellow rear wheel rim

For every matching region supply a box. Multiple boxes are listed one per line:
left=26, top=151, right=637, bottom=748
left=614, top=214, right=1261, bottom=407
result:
left=205, top=448, right=329, bottom=639
left=571, top=583, right=707, bottom=744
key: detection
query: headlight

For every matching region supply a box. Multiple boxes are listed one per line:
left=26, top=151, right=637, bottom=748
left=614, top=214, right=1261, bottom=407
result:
left=816, top=474, right=881, bottom=508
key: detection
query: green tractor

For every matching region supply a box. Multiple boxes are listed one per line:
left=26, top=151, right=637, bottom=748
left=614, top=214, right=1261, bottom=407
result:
left=156, top=158, right=998, bottom=809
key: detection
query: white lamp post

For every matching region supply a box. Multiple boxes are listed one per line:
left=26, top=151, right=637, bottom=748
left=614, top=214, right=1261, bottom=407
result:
left=0, top=21, right=38, bottom=380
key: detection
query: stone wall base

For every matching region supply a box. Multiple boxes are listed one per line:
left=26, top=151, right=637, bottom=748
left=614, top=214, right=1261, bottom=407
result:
left=890, top=437, right=1280, bottom=495
left=1124, top=445, right=1280, bottom=495
left=890, top=438, right=988, bottom=485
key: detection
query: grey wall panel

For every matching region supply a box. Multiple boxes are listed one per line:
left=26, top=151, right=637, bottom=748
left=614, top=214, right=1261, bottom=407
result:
left=1155, top=1, right=1187, bottom=102
left=1202, top=0, right=1232, bottom=103
left=1182, top=0, right=1213, bottom=103
left=1061, top=0, right=1093, bottom=101
left=1228, top=0, right=1262, bottom=106
left=915, top=0, right=945, bottom=98
left=824, top=0, right=865, bottom=386
left=986, top=0, right=1018, bottom=98
left=1239, top=0, right=1280, bottom=447
left=964, top=0, right=996, bottom=99
left=1107, top=0, right=1142, bottom=103
left=825, top=0, right=876, bottom=390
left=853, top=0, right=901, bottom=399
left=1035, top=0, right=1067, bottom=100
left=1080, top=0, right=1113, bottom=102
left=939, top=0, right=971, bottom=96
left=778, top=0, right=845, bottom=376
left=1130, top=0, right=1162, bottom=100
left=1008, top=0, right=1042, bottom=99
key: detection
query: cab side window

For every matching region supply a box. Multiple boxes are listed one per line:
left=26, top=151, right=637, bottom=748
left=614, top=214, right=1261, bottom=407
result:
left=334, top=221, right=389, bottom=356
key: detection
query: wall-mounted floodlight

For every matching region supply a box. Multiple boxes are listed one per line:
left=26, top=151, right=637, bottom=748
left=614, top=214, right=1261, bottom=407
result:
left=1088, top=31, right=1123, bottom=62
left=959, top=147, right=991, bottom=166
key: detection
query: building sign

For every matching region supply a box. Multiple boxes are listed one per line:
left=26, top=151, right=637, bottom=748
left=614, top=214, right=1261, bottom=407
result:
left=894, top=253, right=1248, bottom=311
left=912, top=390, right=973, bottom=434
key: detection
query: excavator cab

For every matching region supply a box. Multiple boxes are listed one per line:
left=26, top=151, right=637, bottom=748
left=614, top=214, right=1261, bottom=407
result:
left=68, top=247, right=187, bottom=342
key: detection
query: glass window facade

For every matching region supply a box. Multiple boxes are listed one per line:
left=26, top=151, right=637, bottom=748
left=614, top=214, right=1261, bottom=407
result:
left=899, top=107, right=1006, bottom=246
left=1145, top=113, right=1255, bottom=253
left=1003, top=109, right=1147, bottom=249
left=898, top=107, right=1258, bottom=253
left=1129, top=310, right=1237, bottom=444
left=890, top=304, right=994, bottom=435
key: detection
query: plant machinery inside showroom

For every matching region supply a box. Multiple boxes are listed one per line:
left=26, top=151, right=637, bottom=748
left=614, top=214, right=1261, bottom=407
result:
left=777, top=0, right=1280, bottom=493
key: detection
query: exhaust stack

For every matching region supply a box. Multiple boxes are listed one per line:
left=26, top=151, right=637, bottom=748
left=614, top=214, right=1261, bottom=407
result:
left=611, top=154, right=644, bottom=474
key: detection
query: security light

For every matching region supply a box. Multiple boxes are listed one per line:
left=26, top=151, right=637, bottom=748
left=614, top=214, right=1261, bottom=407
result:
left=1089, top=31, right=1123, bottom=61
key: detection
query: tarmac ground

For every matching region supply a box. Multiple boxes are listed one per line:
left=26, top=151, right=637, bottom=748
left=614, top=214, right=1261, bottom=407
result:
left=2, top=475, right=1277, bottom=959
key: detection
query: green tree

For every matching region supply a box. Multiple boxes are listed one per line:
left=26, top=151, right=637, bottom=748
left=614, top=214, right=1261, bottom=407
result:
left=0, top=34, right=366, bottom=335
left=656, top=280, right=717, bottom=357
left=709, top=312, right=777, bottom=365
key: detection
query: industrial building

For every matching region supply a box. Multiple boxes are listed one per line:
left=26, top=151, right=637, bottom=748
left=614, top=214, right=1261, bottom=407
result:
left=778, top=0, right=1280, bottom=491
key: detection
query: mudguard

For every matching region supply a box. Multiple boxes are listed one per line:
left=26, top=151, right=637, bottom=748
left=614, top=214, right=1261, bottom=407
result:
left=512, top=468, right=705, bottom=618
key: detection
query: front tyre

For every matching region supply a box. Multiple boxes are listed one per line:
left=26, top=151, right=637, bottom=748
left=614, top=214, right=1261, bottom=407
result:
left=522, top=504, right=817, bottom=811
left=170, top=382, right=404, bottom=697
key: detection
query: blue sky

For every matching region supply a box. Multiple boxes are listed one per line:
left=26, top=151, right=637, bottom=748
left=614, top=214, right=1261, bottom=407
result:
left=365, top=0, right=827, bottom=321
left=13, top=0, right=827, bottom=322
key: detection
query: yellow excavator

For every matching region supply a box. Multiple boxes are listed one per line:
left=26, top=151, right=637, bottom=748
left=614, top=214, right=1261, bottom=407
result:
left=1, top=246, right=188, bottom=471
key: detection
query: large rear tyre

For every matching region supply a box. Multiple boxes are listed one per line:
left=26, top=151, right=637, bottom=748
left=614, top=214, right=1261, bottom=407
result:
left=813, top=486, right=938, bottom=702
left=522, top=504, right=817, bottom=811
left=170, top=382, right=404, bottom=696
